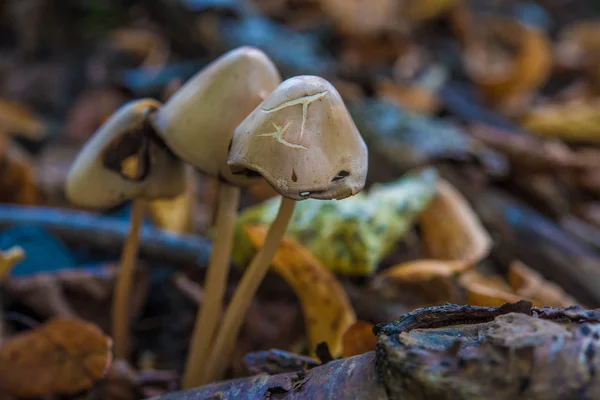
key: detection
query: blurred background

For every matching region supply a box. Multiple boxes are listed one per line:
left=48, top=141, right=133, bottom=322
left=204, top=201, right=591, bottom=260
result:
left=2, top=0, right=600, bottom=398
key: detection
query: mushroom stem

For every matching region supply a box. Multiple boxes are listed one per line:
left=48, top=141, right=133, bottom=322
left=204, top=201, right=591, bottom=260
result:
left=182, top=182, right=240, bottom=389
left=112, top=197, right=147, bottom=360
left=200, top=197, right=297, bottom=384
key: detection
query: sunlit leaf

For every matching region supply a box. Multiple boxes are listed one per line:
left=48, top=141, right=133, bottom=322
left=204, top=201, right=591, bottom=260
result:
left=244, top=225, right=356, bottom=357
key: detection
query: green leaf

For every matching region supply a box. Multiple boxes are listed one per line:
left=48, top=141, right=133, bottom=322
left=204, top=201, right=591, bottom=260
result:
left=234, top=168, right=438, bottom=275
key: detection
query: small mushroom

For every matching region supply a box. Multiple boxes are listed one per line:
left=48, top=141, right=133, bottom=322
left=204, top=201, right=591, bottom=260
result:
left=65, top=98, right=185, bottom=360
left=202, top=75, right=368, bottom=383
left=150, top=47, right=281, bottom=388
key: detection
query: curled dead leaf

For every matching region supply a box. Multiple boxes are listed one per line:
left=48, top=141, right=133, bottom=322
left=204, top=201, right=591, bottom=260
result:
left=0, top=317, right=112, bottom=397
left=508, top=260, right=578, bottom=307
left=0, top=98, right=46, bottom=140
left=523, top=99, right=600, bottom=143
left=368, top=259, right=467, bottom=305
left=341, top=321, right=377, bottom=358
left=402, top=0, right=459, bottom=22
left=419, top=180, right=491, bottom=265
left=459, top=270, right=522, bottom=307
left=244, top=225, right=356, bottom=357
left=463, top=16, right=552, bottom=112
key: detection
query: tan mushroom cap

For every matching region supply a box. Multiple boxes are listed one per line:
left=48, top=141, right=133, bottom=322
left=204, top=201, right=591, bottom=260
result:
left=228, top=75, right=368, bottom=201
left=151, top=46, right=281, bottom=186
left=66, top=98, right=186, bottom=209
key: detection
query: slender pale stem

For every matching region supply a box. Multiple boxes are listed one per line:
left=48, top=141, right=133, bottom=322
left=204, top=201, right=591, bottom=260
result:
left=182, top=183, right=240, bottom=389
left=112, top=197, right=147, bottom=360
left=200, top=197, right=297, bottom=385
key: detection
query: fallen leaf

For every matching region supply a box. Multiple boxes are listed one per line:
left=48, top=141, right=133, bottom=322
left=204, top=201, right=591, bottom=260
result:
left=523, top=99, right=600, bottom=143
left=459, top=270, right=523, bottom=307
left=244, top=225, right=356, bottom=357
left=376, top=78, right=439, bottom=115
left=319, top=0, right=399, bottom=37
left=0, top=246, right=25, bottom=282
left=0, top=135, right=42, bottom=205
left=419, top=180, right=492, bottom=265
left=0, top=98, right=46, bottom=140
left=235, top=169, right=438, bottom=275
left=148, top=166, right=197, bottom=234
left=463, top=16, right=552, bottom=112
left=110, top=28, right=170, bottom=70
left=555, top=20, right=600, bottom=89
left=0, top=317, right=112, bottom=397
left=341, top=321, right=377, bottom=358
left=368, top=259, right=466, bottom=306
left=508, top=260, right=578, bottom=307
left=402, top=0, right=458, bottom=22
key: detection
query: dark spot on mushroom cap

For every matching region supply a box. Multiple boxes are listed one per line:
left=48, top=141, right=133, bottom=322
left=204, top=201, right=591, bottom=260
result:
left=332, top=170, right=350, bottom=182
left=292, top=169, right=298, bottom=182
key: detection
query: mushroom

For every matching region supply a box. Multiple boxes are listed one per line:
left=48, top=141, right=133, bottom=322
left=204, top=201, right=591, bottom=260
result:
left=150, top=46, right=281, bottom=388
left=65, top=98, right=185, bottom=360
left=201, top=75, right=368, bottom=383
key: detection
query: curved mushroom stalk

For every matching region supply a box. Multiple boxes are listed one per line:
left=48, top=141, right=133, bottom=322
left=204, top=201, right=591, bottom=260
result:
left=201, top=75, right=369, bottom=384
left=65, top=98, right=186, bottom=360
left=150, top=47, right=282, bottom=389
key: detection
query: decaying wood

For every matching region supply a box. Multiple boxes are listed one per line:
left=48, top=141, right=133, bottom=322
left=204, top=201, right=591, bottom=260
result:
left=0, top=204, right=211, bottom=271
left=153, top=301, right=600, bottom=399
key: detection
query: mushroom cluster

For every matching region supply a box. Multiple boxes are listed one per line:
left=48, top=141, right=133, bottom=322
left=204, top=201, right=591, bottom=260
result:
left=65, top=46, right=368, bottom=389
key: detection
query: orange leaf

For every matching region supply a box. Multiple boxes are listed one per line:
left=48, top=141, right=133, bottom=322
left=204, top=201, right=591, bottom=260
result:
left=0, top=317, right=112, bottom=397
left=341, top=321, right=377, bottom=358
left=244, top=225, right=356, bottom=357
left=419, top=180, right=491, bottom=265
left=459, top=270, right=523, bottom=307
left=508, top=260, right=578, bottom=307
left=0, top=98, right=46, bottom=140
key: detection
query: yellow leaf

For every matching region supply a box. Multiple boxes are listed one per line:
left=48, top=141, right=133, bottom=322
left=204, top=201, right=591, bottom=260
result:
left=0, top=317, right=112, bottom=397
left=459, top=270, right=523, bottom=307
left=419, top=180, right=491, bottom=265
left=0, top=98, right=46, bottom=140
left=523, top=99, right=600, bottom=143
left=147, top=166, right=196, bottom=233
left=0, top=246, right=25, bottom=282
left=244, top=225, right=356, bottom=357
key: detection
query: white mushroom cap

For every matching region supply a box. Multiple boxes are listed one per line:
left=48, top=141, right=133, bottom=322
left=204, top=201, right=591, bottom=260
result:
left=66, top=98, right=186, bottom=209
left=228, top=75, right=368, bottom=200
left=151, top=46, right=281, bottom=186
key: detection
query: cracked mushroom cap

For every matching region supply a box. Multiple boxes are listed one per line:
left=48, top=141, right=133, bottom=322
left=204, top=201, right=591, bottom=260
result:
left=228, top=75, right=368, bottom=200
left=151, top=46, right=281, bottom=186
left=66, top=98, right=186, bottom=209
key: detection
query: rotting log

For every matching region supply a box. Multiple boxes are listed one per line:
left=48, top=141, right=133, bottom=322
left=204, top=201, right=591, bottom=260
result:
left=0, top=204, right=211, bottom=271
left=153, top=301, right=600, bottom=399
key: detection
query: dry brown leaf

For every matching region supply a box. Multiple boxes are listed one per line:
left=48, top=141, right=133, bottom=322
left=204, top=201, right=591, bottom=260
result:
left=319, top=0, right=399, bottom=37
left=341, top=321, right=377, bottom=358
left=368, top=259, right=468, bottom=305
left=463, top=17, right=551, bottom=112
left=459, top=270, right=523, bottom=307
left=376, top=78, right=439, bottom=115
left=148, top=166, right=197, bottom=234
left=419, top=180, right=492, bottom=265
left=110, top=28, right=170, bottom=70
left=0, top=135, right=42, bottom=205
left=508, top=260, right=578, bottom=307
left=523, top=99, right=600, bottom=143
left=0, top=98, right=46, bottom=140
left=402, top=0, right=459, bottom=22
left=0, top=317, right=112, bottom=397
left=244, top=225, right=356, bottom=357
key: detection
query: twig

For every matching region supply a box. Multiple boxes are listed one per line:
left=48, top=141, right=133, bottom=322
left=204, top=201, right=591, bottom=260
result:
left=0, top=205, right=211, bottom=271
